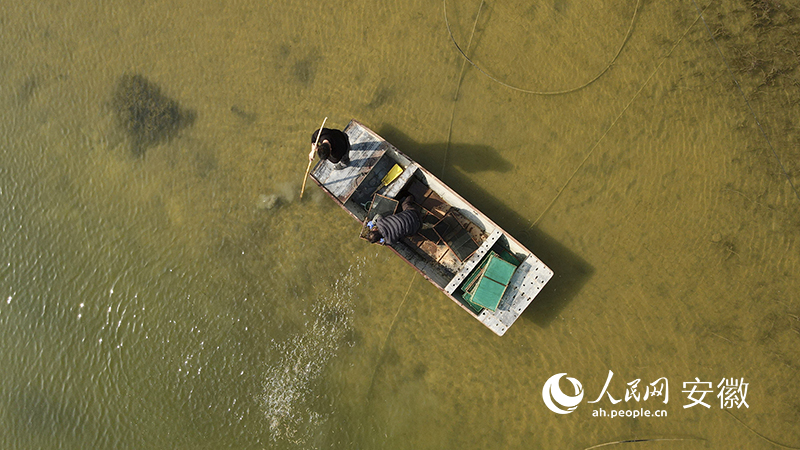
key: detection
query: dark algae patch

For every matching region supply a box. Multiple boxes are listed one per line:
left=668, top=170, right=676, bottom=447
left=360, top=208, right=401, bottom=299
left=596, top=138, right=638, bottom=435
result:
left=703, top=1, right=800, bottom=198
left=111, top=74, right=195, bottom=156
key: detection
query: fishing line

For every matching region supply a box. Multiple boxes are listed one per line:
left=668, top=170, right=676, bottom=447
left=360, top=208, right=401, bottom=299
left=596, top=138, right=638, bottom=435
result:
left=690, top=0, right=800, bottom=204
left=443, top=0, right=641, bottom=95
left=530, top=2, right=712, bottom=228
left=442, top=0, right=485, bottom=176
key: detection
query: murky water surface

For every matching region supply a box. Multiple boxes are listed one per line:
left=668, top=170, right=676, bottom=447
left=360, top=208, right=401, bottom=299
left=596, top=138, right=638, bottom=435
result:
left=1, top=0, right=799, bottom=448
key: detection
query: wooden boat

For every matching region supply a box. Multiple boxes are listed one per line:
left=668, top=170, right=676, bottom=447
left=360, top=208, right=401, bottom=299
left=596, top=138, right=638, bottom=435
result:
left=309, top=120, right=553, bottom=336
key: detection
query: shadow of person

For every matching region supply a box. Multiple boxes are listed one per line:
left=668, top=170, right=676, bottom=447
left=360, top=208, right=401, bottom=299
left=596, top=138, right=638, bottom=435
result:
left=378, top=125, right=593, bottom=328
left=378, top=125, right=513, bottom=174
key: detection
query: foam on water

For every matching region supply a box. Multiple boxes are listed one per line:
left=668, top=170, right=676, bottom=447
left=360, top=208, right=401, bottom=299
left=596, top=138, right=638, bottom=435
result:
left=257, top=260, right=361, bottom=446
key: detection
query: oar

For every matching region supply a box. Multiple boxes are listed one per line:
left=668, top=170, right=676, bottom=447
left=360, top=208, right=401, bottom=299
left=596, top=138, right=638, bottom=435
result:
left=300, top=116, right=327, bottom=199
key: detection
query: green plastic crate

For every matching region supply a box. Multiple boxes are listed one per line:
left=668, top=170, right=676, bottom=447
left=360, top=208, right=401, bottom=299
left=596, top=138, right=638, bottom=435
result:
left=461, top=251, right=518, bottom=311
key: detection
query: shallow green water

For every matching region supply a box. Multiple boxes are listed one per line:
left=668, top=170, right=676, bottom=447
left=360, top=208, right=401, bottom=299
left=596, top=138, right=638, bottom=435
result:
left=1, top=0, right=799, bottom=449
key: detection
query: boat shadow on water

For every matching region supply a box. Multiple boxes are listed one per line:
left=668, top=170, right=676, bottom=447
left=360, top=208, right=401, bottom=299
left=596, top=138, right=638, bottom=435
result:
left=378, top=125, right=593, bottom=329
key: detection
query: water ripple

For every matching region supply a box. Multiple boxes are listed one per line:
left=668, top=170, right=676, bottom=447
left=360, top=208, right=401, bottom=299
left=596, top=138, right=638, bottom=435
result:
left=258, top=260, right=361, bottom=447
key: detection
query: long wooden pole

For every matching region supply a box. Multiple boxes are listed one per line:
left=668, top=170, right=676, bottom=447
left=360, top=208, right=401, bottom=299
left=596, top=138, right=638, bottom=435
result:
left=300, top=116, right=327, bottom=199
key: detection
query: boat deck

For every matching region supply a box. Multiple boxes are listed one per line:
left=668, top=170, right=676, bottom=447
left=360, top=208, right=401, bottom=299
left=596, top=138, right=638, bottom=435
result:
left=311, top=126, right=389, bottom=203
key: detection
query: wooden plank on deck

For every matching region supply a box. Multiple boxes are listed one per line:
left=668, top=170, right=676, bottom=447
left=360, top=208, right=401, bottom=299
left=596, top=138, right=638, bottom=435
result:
left=310, top=122, right=388, bottom=203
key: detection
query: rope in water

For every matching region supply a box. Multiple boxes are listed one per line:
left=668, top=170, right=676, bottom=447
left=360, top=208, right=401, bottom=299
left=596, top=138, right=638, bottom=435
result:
left=443, top=0, right=641, bottom=95
left=364, top=273, right=417, bottom=401
left=442, top=0, right=485, bottom=176
left=722, top=410, right=800, bottom=449
left=583, top=437, right=705, bottom=450
left=530, top=2, right=710, bottom=227
left=690, top=0, right=800, bottom=204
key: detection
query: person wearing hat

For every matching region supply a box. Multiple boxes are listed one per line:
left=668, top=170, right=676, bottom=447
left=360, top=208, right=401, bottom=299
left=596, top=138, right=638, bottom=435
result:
left=309, top=127, right=351, bottom=170
left=365, top=195, right=421, bottom=246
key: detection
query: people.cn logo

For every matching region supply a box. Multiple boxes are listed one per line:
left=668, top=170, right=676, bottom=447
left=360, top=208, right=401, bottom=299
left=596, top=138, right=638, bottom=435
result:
left=542, top=373, right=584, bottom=414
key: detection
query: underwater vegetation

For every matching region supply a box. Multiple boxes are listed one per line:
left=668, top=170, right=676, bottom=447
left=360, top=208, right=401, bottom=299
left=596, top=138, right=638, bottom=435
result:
left=708, top=1, right=800, bottom=89
left=704, top=0, right=800, bottom=186
left=111, top=74, right=195, bottom=156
